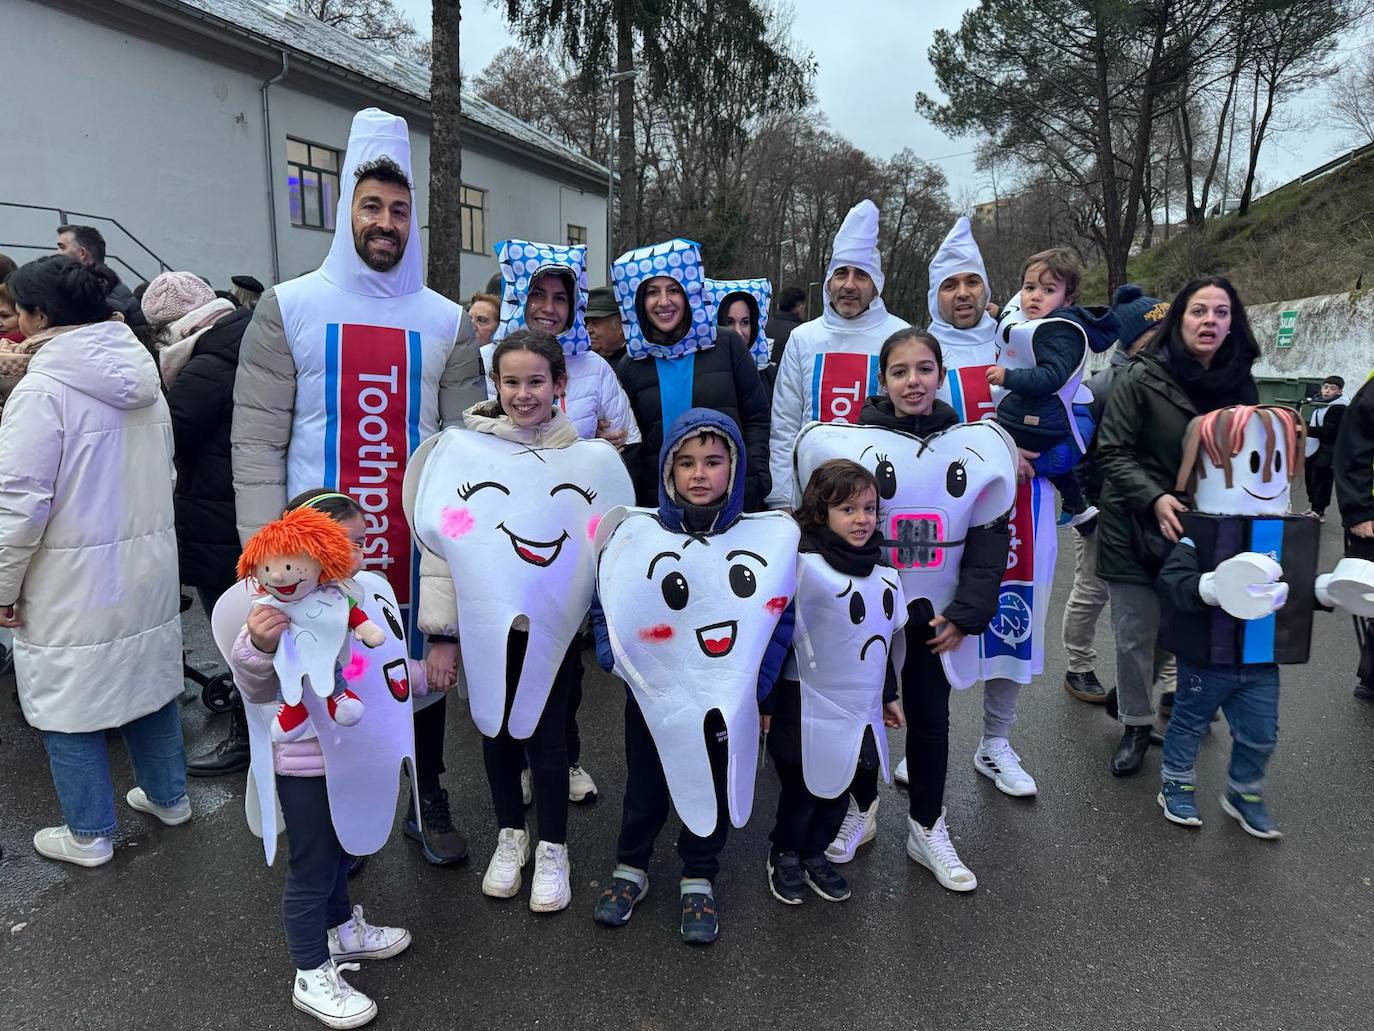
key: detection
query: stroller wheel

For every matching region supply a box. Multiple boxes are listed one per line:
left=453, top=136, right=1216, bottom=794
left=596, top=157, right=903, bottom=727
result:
left=202, top=673, right=238, bottom=714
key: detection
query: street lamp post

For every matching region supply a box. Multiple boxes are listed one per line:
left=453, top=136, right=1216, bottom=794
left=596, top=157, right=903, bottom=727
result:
left=606, top=68, right=638, bottom=270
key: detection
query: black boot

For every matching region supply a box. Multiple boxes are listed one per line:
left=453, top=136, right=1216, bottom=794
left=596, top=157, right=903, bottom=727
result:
left=1064, top=670, right=1107, bottom=704
left=1110, top=725, right=1153, bottom=776
left=404, top=787, right=469, bottom=866
left=188, top=703, right=251, bottom=777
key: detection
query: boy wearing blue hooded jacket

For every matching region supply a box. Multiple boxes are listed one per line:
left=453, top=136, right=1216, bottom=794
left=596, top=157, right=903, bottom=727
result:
left=590, top=408, right=793, bottom=945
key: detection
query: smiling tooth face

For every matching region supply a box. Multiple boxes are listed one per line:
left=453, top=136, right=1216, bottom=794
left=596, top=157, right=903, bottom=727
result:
left=596, top=509, right=799, bottom=836
left=412, top=428, right=634, bottom=738
left=793, top=554, right=907, bottom=798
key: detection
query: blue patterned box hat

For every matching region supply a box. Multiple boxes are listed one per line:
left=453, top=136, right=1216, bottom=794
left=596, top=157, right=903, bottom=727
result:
left=703, top=276, right=773, bottom=369
left=611, top=238, right=717, bottom=360
left=494, top=239, right=591, bottom=356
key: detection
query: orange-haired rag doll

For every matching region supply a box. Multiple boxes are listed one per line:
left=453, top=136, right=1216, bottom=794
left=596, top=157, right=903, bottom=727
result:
left=238, top=507, right=387, bottom=741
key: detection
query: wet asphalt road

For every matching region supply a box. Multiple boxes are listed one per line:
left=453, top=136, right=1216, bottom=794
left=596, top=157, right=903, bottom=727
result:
left=3, top=511, right=1374, bottom=1031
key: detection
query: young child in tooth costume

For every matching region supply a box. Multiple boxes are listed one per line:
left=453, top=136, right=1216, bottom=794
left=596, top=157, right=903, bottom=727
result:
left=761, top=459, right=906, bottom=906
left=985, top=248, right=1119, bottom=527
left=591, top=407, right=797, bottom=946
left=1157, top=404, right=1374, bottom=838
left=237, top=506, right=388, bottom=741
left=225, top=490, right=412, bottom=1031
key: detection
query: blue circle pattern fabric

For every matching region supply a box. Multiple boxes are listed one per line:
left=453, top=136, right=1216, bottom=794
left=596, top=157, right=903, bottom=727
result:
left=494, top=239, right=592, bottom=357
left=611, top=238, right=717, bottom=361
left=703, top=276, right=773, bottom=369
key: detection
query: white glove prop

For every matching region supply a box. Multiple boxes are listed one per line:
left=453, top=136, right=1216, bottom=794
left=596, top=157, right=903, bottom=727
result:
left=1315, top=558, right=1374, bottom=616
left=1198, top=552, right=1289, bottom=620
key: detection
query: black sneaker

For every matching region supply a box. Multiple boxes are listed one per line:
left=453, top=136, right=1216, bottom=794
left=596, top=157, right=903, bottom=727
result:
left=593, top=874, right=647, bottom=928
left=680, top=887, right=719, bottom=945
left=766, top=850, right=806, bottom=906
left=404, top=788, right=468, bottom=866
left=801, top=855, right=850, bottom=903
left=1063, top=670, right=1107, bottom=704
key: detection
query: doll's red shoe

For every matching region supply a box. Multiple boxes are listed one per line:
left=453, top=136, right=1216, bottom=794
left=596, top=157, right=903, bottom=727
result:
left=328, top=689, right=364, bottom=727
left=272, top=701, right=311, bottom=742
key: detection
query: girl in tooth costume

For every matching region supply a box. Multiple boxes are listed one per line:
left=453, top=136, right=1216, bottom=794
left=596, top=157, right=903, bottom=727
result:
left=590, top=407, right=795, bottom=946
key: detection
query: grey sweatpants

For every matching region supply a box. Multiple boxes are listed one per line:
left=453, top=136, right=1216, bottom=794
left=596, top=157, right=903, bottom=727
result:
left=1107, top=580, right=1178, bottom=726
left=1062, top=530, right=1109, bottom=673
left=983, top=678, right=1021, bottom=738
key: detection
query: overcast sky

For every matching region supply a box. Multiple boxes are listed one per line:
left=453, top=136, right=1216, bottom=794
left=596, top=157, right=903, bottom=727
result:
left=396, top=0, right=1365, bottom=204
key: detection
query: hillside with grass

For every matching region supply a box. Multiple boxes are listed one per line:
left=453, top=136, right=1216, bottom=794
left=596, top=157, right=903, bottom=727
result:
left=1080, top=150, right=1374, bottom=306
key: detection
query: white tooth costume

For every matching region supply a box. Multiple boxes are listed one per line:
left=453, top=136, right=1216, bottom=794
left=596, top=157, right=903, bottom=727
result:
left=928, top=217, right=1058, bottom=685
left=767, top=200, right=911, bottom=508
left=407, top=428, right=634, bottom=737
left=232, top=108, right=478, bottom=664
left=790, top=555, right=907, bottom=798
left=487, top=240, right=642, bottom=446
left=595, top=508, right=799, bottom=836
left=703, top=276, right=774, bottom=370
left=994, top=315, right=1094, bottom=455
left=211, top=572, right=417, bottom=865
left=258, top=584, right=351, bottom=704
left=794, top=420, right=1018, bottom=688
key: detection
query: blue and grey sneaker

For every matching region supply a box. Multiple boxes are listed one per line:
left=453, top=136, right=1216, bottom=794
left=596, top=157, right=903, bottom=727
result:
left=766, top=850, right=806, bottom=906
left=592, top=870, right=648, bottom=927
left=680, top=881, right=720, bottom=945
left=1220, top=790, right=1282, bottom=840
left=1157, top=780, right=1202, bottom=827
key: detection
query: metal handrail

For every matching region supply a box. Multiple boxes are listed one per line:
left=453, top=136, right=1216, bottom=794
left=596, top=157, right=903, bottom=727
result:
left=0, top=202, right=173, bottom=283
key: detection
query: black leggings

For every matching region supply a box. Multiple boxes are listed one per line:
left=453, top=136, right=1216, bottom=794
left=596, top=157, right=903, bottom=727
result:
left=481, top=632, right=578, bottom=844
left=850, top=603, right=952, bottom=828
left=277, top=775, right=351, bottom=970
left=766, top=680, right=853, bottom=857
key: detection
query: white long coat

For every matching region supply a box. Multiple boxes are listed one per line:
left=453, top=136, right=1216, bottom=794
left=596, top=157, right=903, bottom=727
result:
left=0, top=321, right=182, bottom=732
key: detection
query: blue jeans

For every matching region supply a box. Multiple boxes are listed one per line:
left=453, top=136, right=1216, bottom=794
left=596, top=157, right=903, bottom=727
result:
left=1161, top=662, right=1279, bottom=794
left=42, top=699, right=188, bottom=837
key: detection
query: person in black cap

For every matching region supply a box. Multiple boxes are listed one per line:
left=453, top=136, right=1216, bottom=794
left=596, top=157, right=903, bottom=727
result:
left=585, top=285, right=627, bottom=367
left=230, top=275, right=265, bottom=311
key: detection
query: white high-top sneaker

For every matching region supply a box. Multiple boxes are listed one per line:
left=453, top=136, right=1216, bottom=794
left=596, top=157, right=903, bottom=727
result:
left=529, top=840, right=572, bottom=913
left=125, top=787, right=192, bottom=826
left=568, top=764, right=598, bottom=803
left=824, top=796, right=878, bottom=864
left=973, top=737, right=1038, bottom=797
left=906, top=810, right=977, bottom=892
left=328, top=905, right=411, bottom=961
left=481, top=828, right=531, bottom=898
left=292, top=961, right=377, bottom=1029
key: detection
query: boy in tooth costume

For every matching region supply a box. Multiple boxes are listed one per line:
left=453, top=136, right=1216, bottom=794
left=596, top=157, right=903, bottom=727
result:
left=924, top=216, right=1055, bottom=798
left=231, top=107, right=485, bottom=865
left=483, top=239, right=641, bottom=446
left=768, top=200, right=911, bottom=509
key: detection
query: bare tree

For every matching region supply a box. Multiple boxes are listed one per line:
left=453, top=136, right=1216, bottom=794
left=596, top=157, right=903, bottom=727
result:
left=1326, top=45, right=1374, bottom=144
left=293, top=0, right=430, bottom=61
left=428, top=0, right=463, bottom=300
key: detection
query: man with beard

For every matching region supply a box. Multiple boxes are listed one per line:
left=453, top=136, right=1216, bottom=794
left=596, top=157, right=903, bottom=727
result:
left=767, top=199, right=909, bottom=509
left=232, top=108, right=484, bottom=867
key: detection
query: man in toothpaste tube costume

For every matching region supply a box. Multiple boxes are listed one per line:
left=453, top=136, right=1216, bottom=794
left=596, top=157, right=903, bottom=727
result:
left=231, top=107, right=485, bottom=867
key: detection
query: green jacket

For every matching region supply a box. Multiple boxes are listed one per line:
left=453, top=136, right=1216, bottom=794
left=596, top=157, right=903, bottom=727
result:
left=1094, top=351, right=1199, bottom=584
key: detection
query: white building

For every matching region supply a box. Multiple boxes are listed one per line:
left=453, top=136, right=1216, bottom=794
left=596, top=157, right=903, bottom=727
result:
left=2, top=0, right=609, bottom=293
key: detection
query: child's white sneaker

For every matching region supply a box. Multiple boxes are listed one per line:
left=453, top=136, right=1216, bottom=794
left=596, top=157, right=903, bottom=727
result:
left=292, top=961, right=376, bottom=1029
left=125, top=787, right=192, bottom=826
left=824, top=796, right=878, bottom=864
left=974, top=737, right=1038, bottom=797
left=328, top=905, right=411, bottom=961
left=906, top=810, right=977, bottom=892
left=481, top=827, right=530, bottom=898
left=529, top=840, right=572, bottom=913
left=568, top=763, right=598, bottom=803
left=32, top=825, right=113, bottom=868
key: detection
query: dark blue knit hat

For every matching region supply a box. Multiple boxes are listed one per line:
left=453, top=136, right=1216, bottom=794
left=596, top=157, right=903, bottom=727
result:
left=1111, top=284, right=1170, bottom=351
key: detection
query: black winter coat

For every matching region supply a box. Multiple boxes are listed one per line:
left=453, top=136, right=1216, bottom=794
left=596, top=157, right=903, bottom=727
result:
left=617, top=329, right=772, bottom=510
left=169, top=307, right=251, bottom=589
left=1336, top=377, right=1374, bottom=529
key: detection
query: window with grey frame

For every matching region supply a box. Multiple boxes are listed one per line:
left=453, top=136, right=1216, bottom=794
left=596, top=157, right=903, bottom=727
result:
left=567, top=224, right=587, bottom=246
left=461, top=186, right=486, bottom=253
left=287, top=138, right=341, bottom=230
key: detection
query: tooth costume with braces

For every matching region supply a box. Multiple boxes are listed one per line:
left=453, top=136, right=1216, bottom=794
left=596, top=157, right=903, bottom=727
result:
left=409, top=429, right=634, bottom=737
left=703, top=276, right=773, bottom=370
left=1166, top=405, right=1374, bottom=664
left=595, top=508, right=799, bottom=836
left=494, top=239, right=592, bottom=356
left=611, top=238, right=717, bottom=360
left=790, top=554, right=908, bottom=797
left=210, top=571, right=418, bottom=865
left=794, top=419, right=1019, bottom=688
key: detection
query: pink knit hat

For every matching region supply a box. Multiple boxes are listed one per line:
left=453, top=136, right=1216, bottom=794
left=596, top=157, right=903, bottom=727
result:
left=142, top=271, right=215, bottom=328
